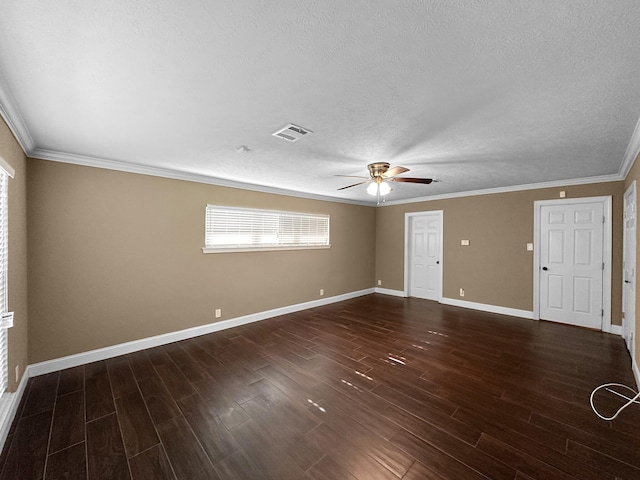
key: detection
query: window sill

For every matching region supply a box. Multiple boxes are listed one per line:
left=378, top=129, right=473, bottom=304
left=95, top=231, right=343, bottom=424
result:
left=202, top=245, right=331, bottom=254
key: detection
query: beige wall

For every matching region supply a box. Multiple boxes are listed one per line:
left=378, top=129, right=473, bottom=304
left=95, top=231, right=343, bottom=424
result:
left=624, top=153, right=640, bottom=371
left=27, top=159, right=376, bottom=363
left=376, top=182, right=624, bottom=322
left=0, top=119, right=28, bottom=390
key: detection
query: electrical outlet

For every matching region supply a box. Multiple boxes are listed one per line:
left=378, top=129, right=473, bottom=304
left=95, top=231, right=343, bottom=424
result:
left=461, top=239, right=470, bottom=246
left=377, top=280, right=382, bottom=286
left=459, top=288, right=465, bottom=297
left=215, top=309, right=222, bottom=318
left=320, top=289, right=324, bottom=296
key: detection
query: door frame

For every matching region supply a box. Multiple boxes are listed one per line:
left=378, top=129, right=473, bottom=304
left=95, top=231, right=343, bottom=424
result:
left=623, top=181, right=636, bottom=356
left=533, top=196, right=613, bottom=332
left=404, top=210, right=444, bottom=300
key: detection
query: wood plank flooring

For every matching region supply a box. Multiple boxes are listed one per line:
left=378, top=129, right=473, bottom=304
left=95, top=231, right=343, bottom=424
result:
left=1, top=294, right=639, bottom=479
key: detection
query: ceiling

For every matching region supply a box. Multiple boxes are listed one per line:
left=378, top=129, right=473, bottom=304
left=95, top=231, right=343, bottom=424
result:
left=1, top=1, right=640, bottom=205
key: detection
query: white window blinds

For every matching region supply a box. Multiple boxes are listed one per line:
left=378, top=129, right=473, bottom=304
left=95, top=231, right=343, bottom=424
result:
left=204, top=206, right=330, bottom=252
left=0, top=171, right=8, bottom=394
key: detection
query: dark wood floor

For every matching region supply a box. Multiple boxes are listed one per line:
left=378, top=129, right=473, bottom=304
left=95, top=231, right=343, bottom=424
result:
left=1, top=294, right=639, bottom=479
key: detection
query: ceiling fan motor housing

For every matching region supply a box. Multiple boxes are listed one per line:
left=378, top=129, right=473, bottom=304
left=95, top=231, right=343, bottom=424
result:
left=368, top=162, right=390, bottom=178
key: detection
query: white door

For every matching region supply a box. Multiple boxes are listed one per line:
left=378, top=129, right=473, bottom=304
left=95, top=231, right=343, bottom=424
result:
left=408, top=213, right=442, bottom=301
left=623, top=182, right=636, bottom=358
left=539, top=202, right=604, bottom=329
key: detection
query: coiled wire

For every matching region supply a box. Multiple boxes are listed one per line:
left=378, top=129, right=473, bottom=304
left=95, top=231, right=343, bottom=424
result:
left=590, top=383, right=640, bottom=421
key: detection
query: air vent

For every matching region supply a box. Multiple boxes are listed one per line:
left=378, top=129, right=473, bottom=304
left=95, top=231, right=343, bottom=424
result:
left=272, top=123, right=312, bottom=142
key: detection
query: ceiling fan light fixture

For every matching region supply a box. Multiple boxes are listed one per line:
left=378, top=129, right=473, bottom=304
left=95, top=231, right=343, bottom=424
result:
left=367, top=180, right=391, bottom=196
left=337, top=163, right=433, bottom=198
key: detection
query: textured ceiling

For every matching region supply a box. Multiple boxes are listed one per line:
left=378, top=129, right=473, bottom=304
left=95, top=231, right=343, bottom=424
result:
left=1, top=0, right=640, bottom=204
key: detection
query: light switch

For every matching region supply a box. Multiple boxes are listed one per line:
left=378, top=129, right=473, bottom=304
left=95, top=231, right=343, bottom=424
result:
left=527, top=243, right=533, bottom=251
left=559, top=191, right=566, bottom=198
left=461, top=239, right=470, bottom=246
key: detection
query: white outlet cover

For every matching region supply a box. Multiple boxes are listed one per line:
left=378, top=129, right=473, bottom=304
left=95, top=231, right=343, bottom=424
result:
left=461, top=240, right=470, bottom=246
left=527, top=243, right=534, bottom=251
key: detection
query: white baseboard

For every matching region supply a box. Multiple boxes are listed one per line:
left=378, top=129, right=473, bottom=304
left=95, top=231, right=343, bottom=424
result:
left=440, top=297, right=534, bottom=320
left=374, top=287, right=405, bottom=297
left=0, top=367, right=31, bottom=452
left=28, top=288, right=375, bottom=377
left=608, top=324, right=623, bottom=336
left=8, top=288, right=638, bottom=454
left=1, top=289, right=367, bottom=452
left=375, top=291, right=534, bottom=319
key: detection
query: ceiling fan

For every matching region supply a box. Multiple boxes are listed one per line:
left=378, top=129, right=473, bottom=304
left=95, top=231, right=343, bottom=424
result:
left=337, top=162, right=436, bottom=202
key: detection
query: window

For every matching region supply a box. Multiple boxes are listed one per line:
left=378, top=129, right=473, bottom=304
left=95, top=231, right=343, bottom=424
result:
left=203, top=205, right=330, bottom=253
left=0, top=170, right=9, bottom=395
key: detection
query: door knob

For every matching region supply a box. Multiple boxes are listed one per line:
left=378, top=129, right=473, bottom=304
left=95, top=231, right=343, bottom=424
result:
left=542, top=267, right=548, bottom=271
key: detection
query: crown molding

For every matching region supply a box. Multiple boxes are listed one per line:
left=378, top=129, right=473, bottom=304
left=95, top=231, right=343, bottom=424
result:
left=27, top=147, right=629, bottom=209
left=379, top=173, right=624, bottom=207
left=620, top=114, right=640, bottom=179
left=29, top=148, right=372, bottom=207
left=21, top=149, right=633, bottom=210
left=0, top=75, right=34, bottom=153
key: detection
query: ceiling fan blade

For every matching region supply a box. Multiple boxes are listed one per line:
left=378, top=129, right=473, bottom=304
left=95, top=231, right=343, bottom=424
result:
left=382, top=166, right=410, bottom=178
left=390, top=177, right=434, bottom=184
left=337, top=180, right=370, bottom=190
left=334, top=174, right=369, bottom=179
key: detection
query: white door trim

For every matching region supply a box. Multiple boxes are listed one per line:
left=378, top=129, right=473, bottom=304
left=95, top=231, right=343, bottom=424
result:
left=404, top=210, right=444, bottom=300
left=533, top=196, right=613, bottom=332
left=623, top=181, right=636, bottom=354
